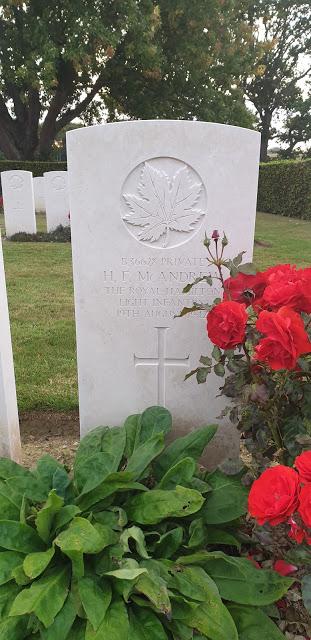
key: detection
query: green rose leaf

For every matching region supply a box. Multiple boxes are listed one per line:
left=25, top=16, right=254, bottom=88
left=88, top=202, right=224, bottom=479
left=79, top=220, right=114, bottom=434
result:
left=9, top=566, right=70, bottom=628
left=126, top=486, right=204, bottom=524
left=301, top=573, right=311, bottom=614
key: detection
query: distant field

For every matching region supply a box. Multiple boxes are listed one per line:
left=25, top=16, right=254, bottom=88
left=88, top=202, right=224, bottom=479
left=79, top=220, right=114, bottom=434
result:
left=0, top=211, right=310, bottom=412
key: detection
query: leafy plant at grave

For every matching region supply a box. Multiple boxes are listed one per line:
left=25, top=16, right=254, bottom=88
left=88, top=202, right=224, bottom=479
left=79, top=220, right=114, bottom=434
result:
left=0, top=406, right=291, bottom=639
left=9, top=225, right=71, bottom=243
left=180, top=230, right=311, bottom=471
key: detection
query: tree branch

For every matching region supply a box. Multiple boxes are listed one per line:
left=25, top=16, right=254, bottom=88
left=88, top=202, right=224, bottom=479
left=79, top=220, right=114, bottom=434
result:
left=55, top=74, right=105, bottom=131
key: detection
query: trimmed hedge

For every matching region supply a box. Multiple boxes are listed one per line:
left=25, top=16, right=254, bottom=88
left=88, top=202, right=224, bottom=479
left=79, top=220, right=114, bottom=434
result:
left=257, top=158, right=311, bottom=220
left=0, top=160, right=67, bottom=177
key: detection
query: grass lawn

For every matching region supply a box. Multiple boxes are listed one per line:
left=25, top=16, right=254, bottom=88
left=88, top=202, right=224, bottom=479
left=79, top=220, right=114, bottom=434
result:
left=1, top=211, right=311, bottom=412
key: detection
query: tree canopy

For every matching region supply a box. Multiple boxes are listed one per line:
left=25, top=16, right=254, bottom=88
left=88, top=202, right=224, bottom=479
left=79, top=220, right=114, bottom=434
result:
left=0, top=0, right=255, bottom=160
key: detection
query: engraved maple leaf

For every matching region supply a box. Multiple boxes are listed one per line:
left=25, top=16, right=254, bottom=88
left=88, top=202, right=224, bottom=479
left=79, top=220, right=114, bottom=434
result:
left=123, top=162, right=205, bottom=246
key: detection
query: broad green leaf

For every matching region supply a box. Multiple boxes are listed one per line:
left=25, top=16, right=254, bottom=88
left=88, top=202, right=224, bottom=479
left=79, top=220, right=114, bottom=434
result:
left=301, top=573, right=311, bottom=614
left=23, top=547, right=55, bottom=580
left=0, top=615, right=28, bottom=639
left=0, top=552, right=24, bottom=586
left=74, top=426, right=126, bottom=490
left=128, top=607, right=167, bottom=640
left=135, top=569, right=171, bottom=615
left=187, top=518, right=206, bottom=548
left=10, top=566, right=70, bottom=628
left=138, top=407, right=172, bottom=443
left=0, top=521, right=44, bottom=553
left=154, top=528, right=183, bottom=559
left=11, top=565, right=31, bottom=586
left=74, top=453, right=118, bottom=496
left=94, top=507, right=127, bottom=530
left=126, top=434, right=164, bottom=479
left=157, top=458, right=196, bottom=490
left=154, top=425, right=217, bottom=479
left=0, top=484, right=20, bottom=521
left=34, top=456, right=68, bottom=495
left=76, top=472, right=147, bottom=511
left=85, top=597, right=129, bottom=640
left=78, top=577, right=111, bottom=631
left=5, top=476, right=47, bottom=503
left=126, top=486, right=204, bottom=524
left=106, top=559, right=147, bottom=581
left=52, top=468, right=71, bottom=499
left=53, top=505, right=81, bottom=533
left=66, top=619, right=86, bottom=640
left=228, top=604, right=286, bottom=639
left=202, top=470, right=248, bottom=524
left=35, top=490, right=64, bottom=543
left=41, top=593, right=77, bottom=640
left=177, top=551, right=293, bottom=605
left=55, top=517, right=111, bottom=555
left=120, top=527, right=150, bottom=559
left=0, top=583, right=20, bottom=620
left=0, top=459, right=30, bottom=480
left=124, top=414, right=141, bottom=458
left=205, top=527, right=241, bottom=550
left=170, top=567, right=238, bottom=639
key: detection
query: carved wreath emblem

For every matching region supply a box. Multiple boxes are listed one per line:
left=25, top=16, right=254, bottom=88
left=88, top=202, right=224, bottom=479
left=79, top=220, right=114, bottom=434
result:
left=122, top=160, right=205, bottom=248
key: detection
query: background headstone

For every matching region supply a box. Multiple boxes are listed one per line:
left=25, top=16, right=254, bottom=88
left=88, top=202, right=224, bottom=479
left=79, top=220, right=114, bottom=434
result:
left=33, top=176, right=45, bottom=213
left=1, top=170, right=36, bottom=236
left=44, top=171, right=70, bottom=231
left=67, top=121, right=260, bottom=464
left=0, top=232, right=21, bottom=461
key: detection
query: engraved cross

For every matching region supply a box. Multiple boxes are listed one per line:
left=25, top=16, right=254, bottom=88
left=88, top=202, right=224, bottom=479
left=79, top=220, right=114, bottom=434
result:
left=134, top=327, right=190, bottom=406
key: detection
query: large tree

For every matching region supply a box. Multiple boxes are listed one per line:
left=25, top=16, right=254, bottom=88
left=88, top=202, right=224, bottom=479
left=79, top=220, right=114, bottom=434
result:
left=0, top=0, right=255, bottom=160
left=278, top=91, right=311, bottom=157
left=244, top=0, right=311, bottom=161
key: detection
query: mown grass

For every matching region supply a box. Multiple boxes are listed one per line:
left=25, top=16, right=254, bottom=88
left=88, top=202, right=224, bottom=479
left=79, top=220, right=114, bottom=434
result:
left=1, top=211, right=311, bottom=411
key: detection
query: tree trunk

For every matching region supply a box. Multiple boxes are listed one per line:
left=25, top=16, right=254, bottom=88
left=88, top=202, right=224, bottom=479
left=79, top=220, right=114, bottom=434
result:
left=260, top=112, right=273, bottom=162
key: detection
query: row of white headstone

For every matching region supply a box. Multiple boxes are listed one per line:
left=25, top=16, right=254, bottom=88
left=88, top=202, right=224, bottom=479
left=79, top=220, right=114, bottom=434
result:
left=0, top=121, right=261, bottom=464
left=1, top=170, right=70, bottom=236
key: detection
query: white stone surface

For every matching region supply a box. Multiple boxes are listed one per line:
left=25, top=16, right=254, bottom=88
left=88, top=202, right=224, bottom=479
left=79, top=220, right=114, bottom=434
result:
left=1, top=170, right=36, bottom=236
left=67, top=121, right=260, bottom=464
left=44, top=171, right=70, bottom=231
left=0, top=232, right=21, bottom=461
left=33, top=176, right=45, bottom=213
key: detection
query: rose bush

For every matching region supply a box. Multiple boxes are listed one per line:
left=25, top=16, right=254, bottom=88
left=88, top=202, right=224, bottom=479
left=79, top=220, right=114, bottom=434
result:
left=181, top=232, right=311, bottom=467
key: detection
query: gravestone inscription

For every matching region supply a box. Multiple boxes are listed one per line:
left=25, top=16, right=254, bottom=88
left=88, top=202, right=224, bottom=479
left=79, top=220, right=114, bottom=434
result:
left=1, top=170, right=36, bottom=236
left=67, top=121, right=260, bottom=464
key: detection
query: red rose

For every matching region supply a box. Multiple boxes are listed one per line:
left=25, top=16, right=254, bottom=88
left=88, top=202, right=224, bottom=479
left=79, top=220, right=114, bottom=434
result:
left=298, top=483, right=311, bottom=528
left=288, top=517, right=306, bottom=544
left=294, top=450, right=311, bottom=483
left=248, top=465, right=300, bottom=526
left=262, top=265, right=302, bottom=310
left=255, top=306, right=311, bottom=370
left=223, top=272, right=266, bottom=305
left=207, top=301, right=248, bottom=350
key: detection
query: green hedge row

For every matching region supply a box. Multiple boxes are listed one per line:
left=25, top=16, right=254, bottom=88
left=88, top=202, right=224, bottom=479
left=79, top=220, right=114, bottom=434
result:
left=257, top=158, right=311, bottom=220
left=0, top=160, right=67, bottom=177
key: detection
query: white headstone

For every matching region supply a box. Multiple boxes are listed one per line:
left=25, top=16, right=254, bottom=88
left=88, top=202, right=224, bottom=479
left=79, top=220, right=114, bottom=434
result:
left=0, top=232, right=21, bottom=461
left=44, top=171, right=70, bottom=231
left=1, top=170, right=36, bottom=236
left=67, top=121, right=260, bottom=464
left=33, top=176, right=45, bottom=213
